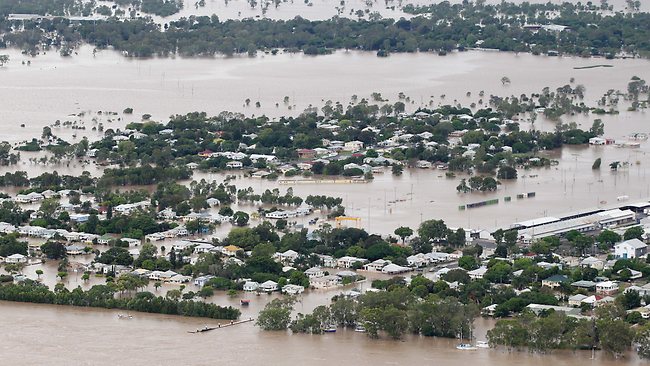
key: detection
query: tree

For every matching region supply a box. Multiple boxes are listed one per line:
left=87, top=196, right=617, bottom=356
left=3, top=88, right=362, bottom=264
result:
left=618, top=290, right=641, bottom=310
left=252, top=242, right=276, bottom=258
left=456, top=178, right=471, bottom=193
left=232, top=211, right=250, bottom=226
left=598, top=319, right=633, bottom=357
left=597, top=230, right=621, bottom=247
left=0, top=234, right=28, bottom=257
left=624, top=226, right=644, bottom=240
left=592, top=158, right=601, bottom=170
left=394, top=227, right=413, bottom=243
left=503, top=230, right=518, bottom=247
left=448, top=228, right=466, bottom=248
left=497, top=166, right=517, bottom=180
left=256, top=298, right=295, bottom=331
left=41, top=242, right=67, bottom=259
left=96, top=247, right=133, bottom=266
left=35, top=269, right=43, bottom=279
left=391, top=164, right=403, bottom=176
left=330, top=297, right=358, bottom=327
left=458, top=256, right=479, bottom=270
left=0, top=55, right=8, bottom=67
left=636, top=326, right=650, bottom=359
left=418, top=219, right=448, bottom=242
left=610, top=161, right=621, bottom=170
left=493, top=229, right=504, bottom=245
left=501, top=76, right=511, bottom=86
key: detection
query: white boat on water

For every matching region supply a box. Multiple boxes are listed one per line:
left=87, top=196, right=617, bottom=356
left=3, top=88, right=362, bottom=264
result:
left=456, top=343, right=477, bottom=350
left=354, top=326, right=366, bottom=333
left=476, top=341, right=490, bottom=349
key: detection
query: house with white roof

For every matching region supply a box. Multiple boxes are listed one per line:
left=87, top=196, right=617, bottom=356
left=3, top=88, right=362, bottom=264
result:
left=568, top=294, right=588, bottom=307
left=336, top=256, right=368, bottom=268
left=5, top=253, right=27, bottom=264
left=407, top=253, right=430, bottom=267
left=194, top=243, right=215, bottom=254
left=381, top=263, right=410, bottom=274
left=317, top=254, right=336, bottom=268
left=468, top=266, right=488, bottom=280
left=243, top=281, right=259, bottom=292
left=343, top=141, right=364, bottom=152
left=363, top=259, right=391, bottom=272
left=282, top=284, right=305, bottom=295
left=274, top=250, right=299, bottom=264
left=304, top=267, right=325, bottom=279
left=259, top=280, right=279, bottom=292
left=615, top=239, right=648, bottom=259
left=596, top=281, right=619, bottom=295
left=169, top=274, right=191, bottom=284
left=226, top=161, right=243, bottom=169
left=580, top=256, right=604, bottom=270
left=310, top=275, right=341, bottom=289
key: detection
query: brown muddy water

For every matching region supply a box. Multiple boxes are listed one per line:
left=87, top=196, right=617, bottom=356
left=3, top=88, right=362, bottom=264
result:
left=0, top=301, right=643, bottom=366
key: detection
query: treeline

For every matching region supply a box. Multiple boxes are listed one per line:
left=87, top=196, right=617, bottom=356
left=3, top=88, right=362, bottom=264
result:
left=0, top=280, right=241, bottom=320
left=0, top=171, right=95, bottom=191
left=98, top=165, right=192, bottom=186
left=2, top=2, right=650, bottom=58
left=488, top=307, right=634, bottom=357
left=259, top=287, right=478, bottom=340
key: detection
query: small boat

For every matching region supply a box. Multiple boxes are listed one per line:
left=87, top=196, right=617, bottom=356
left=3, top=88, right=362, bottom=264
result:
left=323, top=325, right=337, bottom=333
left=354, top=326, right=366, bottom=333
left=456, top=343, right=477, bottom=350
left=240, top=299, right=250, bottom=306
left=476, top=341, right=490, bottom=349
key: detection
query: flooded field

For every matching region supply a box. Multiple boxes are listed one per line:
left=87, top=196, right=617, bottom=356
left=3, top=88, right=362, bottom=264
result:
left=111, top=0, right=650, bottom=23
left=1, top=45, right=649, bottom=143
left=0, top=301, right=642, bottom=366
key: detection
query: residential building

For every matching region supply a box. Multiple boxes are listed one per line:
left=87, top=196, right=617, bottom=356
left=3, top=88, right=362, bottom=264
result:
left=580, top=256, right=604, bottom=270
left=226, top=161, right=243, bottom=169
left=282, top=284, right=305, bottom=295
left=363, top=259, right=390, bottom=272
left=596, top=281, right=619, bottom=295
left=5, top=253, right=27, bottom=264
left=541, top=274, right=569, bottom=288
left=381, top=263, right=410, bottom=274
left=259, top=280, right=279, bottom=292
left=304, top=267, right=325, bottom=279
left=222, top=245, right=242, bottom=257
left=614, top=239, right=648, bottom=259
left=568, top=294, right=588, bottom=307
left=468, top=266, right=488, bottom=280
left=310, top=275, right=341, bottom=289
left=243, top=281, right=259, bottom=292
left=317, top=254, right=336, bottom=268
left=336, top=256, right=368, bottom=268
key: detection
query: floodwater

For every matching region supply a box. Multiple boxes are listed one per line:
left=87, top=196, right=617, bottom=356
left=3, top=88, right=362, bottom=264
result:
left=0, top=301, right=643, bottom=365
left=1, top=45, right=650, bottom=232
left=111, top=0, right=650, bottom=23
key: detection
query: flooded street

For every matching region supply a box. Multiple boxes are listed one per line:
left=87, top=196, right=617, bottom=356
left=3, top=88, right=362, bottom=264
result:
left=0, top=301, right=641, bottom=365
